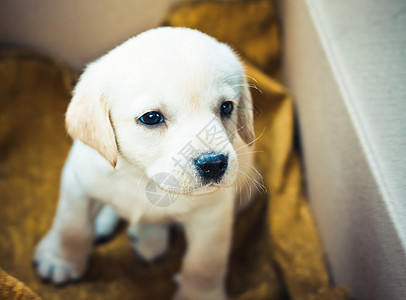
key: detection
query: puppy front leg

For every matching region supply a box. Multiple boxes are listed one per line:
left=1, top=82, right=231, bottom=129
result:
left=33, top=169, right=101, bottom=284
left=175, top=199, right=234, bottom=300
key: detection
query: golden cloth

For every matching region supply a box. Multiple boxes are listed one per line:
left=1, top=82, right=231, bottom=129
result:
left=0, top=1, right=349, bottom=299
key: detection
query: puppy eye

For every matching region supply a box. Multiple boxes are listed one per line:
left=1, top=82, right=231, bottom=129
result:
left=139, top=111, right=164, bottom=126
left=220, top=101, right=234, bottom=118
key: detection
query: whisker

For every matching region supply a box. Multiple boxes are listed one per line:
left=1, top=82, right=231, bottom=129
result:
left=240, top=163, right=265, bottom=184
left=227, top=124, right=245, bottom=140
left=230, top=83, right=263, bottom=94
left=238, top=161, right=267, bottom=195
left=245, top=75, right=258, bottom=83
left=220, top=74, right=258, bottom=84
left=234, top=126, right=266, bottom=152
left=219, top=74, right=247, bottom=84
left=236, top=150, right=264, bottom=156
left=236, top=170, right=251, bottom=204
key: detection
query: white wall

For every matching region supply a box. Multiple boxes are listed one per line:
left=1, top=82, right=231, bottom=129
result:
left=282, top=0, right=406, bottom=299
left=0, top=0, right=182, bottom=70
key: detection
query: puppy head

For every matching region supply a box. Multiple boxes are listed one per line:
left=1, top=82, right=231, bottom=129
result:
left=66, top=27, right=254, bottom=194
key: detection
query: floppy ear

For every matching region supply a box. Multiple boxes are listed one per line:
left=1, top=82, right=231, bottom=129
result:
left=65, top=66, right=118, bottom=168
left=237, top=78, right=255, bottom=145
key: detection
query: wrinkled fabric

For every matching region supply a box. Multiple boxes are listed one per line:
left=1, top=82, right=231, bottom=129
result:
left=0, top=1, right=349, bottom=299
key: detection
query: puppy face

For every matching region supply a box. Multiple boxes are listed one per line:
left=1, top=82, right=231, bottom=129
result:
left=66, top=28, right=254, bottom=195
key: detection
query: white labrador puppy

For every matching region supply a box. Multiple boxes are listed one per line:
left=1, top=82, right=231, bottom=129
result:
left=33, top=27, right=258, bottom=300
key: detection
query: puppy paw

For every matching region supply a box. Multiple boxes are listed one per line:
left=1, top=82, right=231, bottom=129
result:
left=128, top=223, right=169, bottom=262
left=94, top=205, right=120, bottom=243
left=33, top=233, right=88, bottom=285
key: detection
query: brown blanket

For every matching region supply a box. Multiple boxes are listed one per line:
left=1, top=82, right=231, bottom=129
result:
left=0, top=1, right=349, bottom=299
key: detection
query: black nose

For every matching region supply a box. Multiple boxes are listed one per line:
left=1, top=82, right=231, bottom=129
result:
left=194, top=152, right=228, bottom=183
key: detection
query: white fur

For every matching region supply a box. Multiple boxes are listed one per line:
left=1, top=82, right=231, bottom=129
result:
left=34, top=27, right=257, bottom=300
left=94, top=204, right=119, bottom=240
